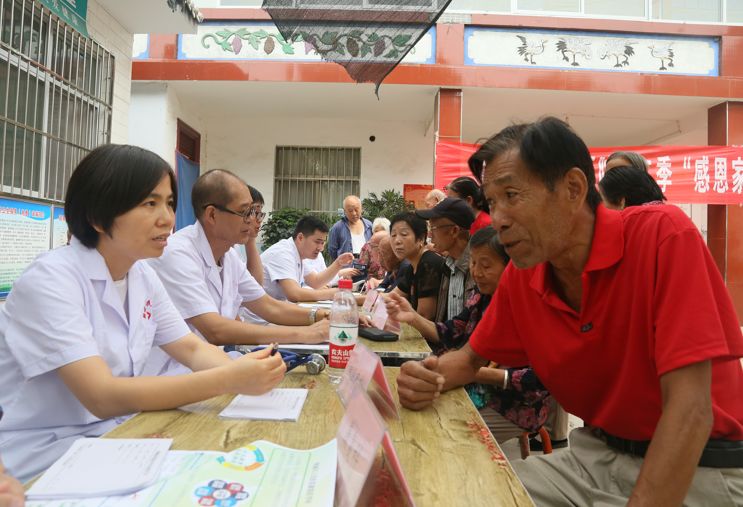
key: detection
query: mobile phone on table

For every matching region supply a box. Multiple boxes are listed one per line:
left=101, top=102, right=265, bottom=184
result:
left=359, top=326, right=399, bottom=342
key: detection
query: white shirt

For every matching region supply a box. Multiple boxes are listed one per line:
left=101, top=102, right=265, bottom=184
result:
left=144, top=222, right=265, bottom=375
left=260, top=238, right=303, bottom=301
left=0, top=238, right=189, bottom=482
left=302, top=253, right=339, bottom=287
left=351, top=232, right=365, bottom=255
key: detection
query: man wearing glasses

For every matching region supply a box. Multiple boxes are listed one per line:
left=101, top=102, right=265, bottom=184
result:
left=415, top=197, right=475, bottom=321
left=144, top=170, right=329, bottom=377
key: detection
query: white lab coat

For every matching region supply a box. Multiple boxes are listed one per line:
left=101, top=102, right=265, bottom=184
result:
left=260, top=238, right=304, bottom=302
left=144, top=222, right=265, bottom=375
left=0, top=238, right=189, bottom=482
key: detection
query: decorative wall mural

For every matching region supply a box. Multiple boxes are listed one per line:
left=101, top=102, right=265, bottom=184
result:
left=465, top=27, right=718, bottom=76
left=179, top=23, right=435, bottom=65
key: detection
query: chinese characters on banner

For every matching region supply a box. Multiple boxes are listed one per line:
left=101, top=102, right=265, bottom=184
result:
left=434, top=141, right=743, bottom=205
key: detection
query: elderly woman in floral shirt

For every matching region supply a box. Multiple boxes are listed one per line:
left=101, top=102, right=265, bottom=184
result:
left=385, top=227, right=551, bottom=443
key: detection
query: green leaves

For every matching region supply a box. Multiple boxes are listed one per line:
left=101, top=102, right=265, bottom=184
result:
left=361, top=189, right=414, bottom=221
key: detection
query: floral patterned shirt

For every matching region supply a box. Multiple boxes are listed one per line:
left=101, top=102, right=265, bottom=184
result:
left=434, top=290, right=551, bottom=432
left=358, top=241, right=386, bottom=281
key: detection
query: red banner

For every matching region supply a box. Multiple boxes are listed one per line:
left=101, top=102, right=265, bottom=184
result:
left=435, top=141, right=743, bottom=205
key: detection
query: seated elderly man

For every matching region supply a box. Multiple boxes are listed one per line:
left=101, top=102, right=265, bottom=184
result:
left=415, top=197, right=475, bottom=321
left=145, top=170, right=329, bottom=376
left=397, top=117, right=743, bottom=506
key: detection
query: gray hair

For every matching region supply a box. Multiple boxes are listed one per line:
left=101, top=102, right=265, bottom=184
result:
left=372, top=217, right=391, bottom=233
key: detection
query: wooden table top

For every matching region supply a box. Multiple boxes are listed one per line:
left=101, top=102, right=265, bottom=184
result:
left=247, top=323, right=432, bottom=361
left=106, top=368, right=532, bottom=507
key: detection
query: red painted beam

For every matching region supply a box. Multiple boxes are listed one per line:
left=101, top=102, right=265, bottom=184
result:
left=132, top=59, right=743, bottom=99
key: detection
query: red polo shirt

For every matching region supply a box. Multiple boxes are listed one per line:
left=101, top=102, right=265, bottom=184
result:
left=470, top=204, right=743, bottom=441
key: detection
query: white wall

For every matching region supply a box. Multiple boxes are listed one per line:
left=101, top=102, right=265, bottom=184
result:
left=204, top=117, right=434, bottom=212
left=129, top=83, right=208, bottom=170
left=88, top=0, right=134, bottom=144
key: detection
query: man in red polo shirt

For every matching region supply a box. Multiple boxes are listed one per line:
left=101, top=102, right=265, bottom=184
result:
left=396, top=117, right=743, bottom=505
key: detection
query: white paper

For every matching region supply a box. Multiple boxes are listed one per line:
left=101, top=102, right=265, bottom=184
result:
left=27, top=438, right=172, bottom=500
left=219, top=388, right=309, bottom=421
left=27, top=451, right=222, bottom=507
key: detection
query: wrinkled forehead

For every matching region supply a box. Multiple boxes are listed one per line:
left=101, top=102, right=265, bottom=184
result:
left=482, top=148, right=541, bottom=190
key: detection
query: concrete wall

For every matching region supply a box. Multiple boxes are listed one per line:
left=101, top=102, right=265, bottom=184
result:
left=129, top=83, right=208, bottom=170
left=202, top=116, right=434, bottom=212
left=88, top=0, right=134, bottom=144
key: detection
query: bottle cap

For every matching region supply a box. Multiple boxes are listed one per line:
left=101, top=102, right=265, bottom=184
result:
left=338, top=279, right=353, bottom=290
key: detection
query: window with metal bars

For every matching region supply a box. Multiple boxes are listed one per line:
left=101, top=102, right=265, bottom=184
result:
left=273, top=146, right=361, bottom=214
left=0, top=0, right=114, bottom=203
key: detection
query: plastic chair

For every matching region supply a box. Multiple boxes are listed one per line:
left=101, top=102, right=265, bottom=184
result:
left=519, top=427, right=553, bottom=459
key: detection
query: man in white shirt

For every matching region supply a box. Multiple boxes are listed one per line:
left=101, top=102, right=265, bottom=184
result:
left=302, top=251, right=358, bottom=289
left=261, top=216, right=340, bottom=302
left=146, top=170, right=328, bottom=375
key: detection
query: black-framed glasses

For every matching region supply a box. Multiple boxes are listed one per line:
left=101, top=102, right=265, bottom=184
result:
left=204, top=203, right=266, bottom=223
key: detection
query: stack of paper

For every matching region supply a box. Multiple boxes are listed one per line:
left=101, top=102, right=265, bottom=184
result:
left=219, top=388, right=309, bottom=421
left=26, top=438, right=172, bottom=500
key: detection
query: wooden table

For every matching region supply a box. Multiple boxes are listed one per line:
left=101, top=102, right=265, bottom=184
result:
left=239, top=324, right=432, bottom=361
left=106, top=368, right=532, bottom=507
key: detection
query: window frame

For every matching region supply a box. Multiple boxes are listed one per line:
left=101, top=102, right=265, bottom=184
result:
left=0, top=0, right=114, bottom=204
left=273, top=145, right=361, bottom=214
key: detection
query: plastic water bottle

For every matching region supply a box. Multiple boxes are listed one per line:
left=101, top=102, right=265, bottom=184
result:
left=328, top=278, right=358, bottom=384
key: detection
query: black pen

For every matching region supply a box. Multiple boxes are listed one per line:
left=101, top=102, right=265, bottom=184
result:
left=269, top=343, right=279, bottom=356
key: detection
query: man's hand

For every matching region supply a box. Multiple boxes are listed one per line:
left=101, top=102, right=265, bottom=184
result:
left=397, top=356, right=444, bottom=410
left=338, top=268, right=360, bottom=279
left=333, top=252, right=354, bottom=268
left=302, top=319, right=330, bottom=344
left=226, top=347, right=286, bottom=395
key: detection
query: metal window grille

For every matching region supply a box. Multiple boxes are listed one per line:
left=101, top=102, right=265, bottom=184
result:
left=0, top=0, right=114, bottom=203
left=274, top=146, right=361, bottom=214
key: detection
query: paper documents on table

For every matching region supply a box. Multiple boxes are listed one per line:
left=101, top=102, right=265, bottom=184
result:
left=219, top=388, right=308, bottom=421
left=27, top=441, right=337, bottom=507
left=26, top=438, right=172, bottom=500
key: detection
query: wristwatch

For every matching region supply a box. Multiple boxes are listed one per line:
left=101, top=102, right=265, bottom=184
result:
left=308, top=308, right=318, bottom=324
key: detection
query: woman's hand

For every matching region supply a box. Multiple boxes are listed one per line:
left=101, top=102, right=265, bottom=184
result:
left=384, top=292, right=417, bottom=324
left=0, top=463, right=24, bottom=507
left=225, top=347, right=286, bottom=395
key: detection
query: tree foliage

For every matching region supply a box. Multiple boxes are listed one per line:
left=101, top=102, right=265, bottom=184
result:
left=361, top=189, right=414, bottom=221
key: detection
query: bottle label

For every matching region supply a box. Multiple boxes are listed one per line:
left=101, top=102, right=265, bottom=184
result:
left=329, top=325, right=357, bottom=369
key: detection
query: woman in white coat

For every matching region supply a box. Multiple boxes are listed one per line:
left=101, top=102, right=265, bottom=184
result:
left=0, top=145, right=286, bottom=483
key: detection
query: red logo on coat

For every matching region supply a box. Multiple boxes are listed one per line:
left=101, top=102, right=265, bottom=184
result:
left=143, top=299, right=152, bottom=320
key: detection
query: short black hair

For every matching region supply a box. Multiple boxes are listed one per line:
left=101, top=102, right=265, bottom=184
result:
left=599, top=165, right=666, bottom=207
left=468, top=117, right=602, bottom=211
left=390, top=212, right=428, bottom=242
left=192, top=169, right=246, bottom=219
left=65, top=144, right=176, bottom=248
left=293, top=215, right=329, bottom=239
left=446, top=176, right=489, bottom=213
left=248, top=185, right=264, bottom=205
left=469, top=226, right=509, bottom=266
left=607, top=151, right=648, bottom=172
